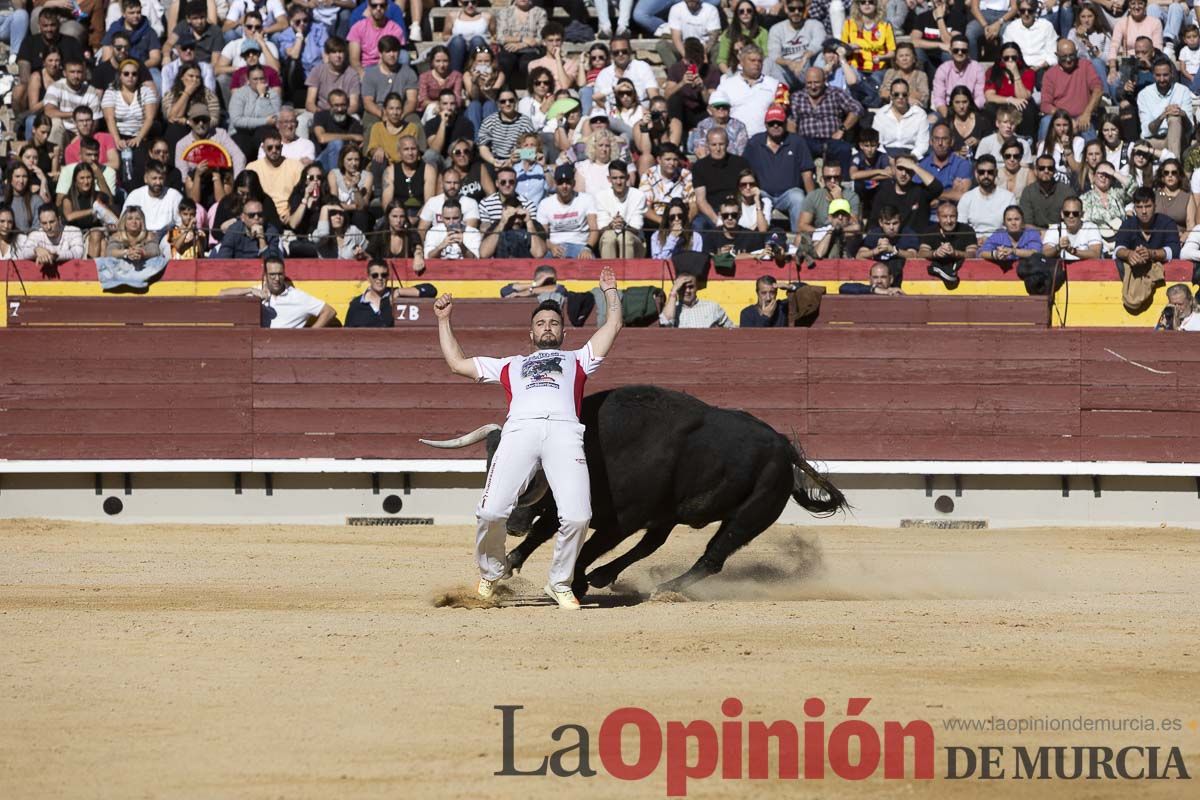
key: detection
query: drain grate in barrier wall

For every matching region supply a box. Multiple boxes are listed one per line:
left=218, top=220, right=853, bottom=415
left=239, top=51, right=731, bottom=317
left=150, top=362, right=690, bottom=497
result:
left=900, top=519, right=988, bottom=529
left=347, top=517, right=435, bottom=526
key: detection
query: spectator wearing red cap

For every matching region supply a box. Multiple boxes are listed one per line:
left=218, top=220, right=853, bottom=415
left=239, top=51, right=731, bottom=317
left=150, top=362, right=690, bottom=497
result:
left=744, top=105, right=816, bottom=232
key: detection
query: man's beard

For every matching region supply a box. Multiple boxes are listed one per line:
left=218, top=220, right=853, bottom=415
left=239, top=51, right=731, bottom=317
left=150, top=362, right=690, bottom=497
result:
left=333, top=113, right=348, bottom=124
left=536, top=333, right=563, bottom=350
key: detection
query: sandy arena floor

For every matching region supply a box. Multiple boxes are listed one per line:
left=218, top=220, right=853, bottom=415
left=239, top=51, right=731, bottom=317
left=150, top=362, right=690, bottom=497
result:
left=0, top=519, right=1197, bottom=799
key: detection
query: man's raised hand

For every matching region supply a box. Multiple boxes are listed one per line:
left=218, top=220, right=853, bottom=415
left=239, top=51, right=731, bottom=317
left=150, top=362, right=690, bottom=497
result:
left=599, top=266, right=617, bottom=292
left=433, top=293, right=454, bottom=319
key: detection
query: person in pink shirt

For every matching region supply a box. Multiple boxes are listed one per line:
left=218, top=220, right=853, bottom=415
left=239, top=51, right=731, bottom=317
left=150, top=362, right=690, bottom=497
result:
left=63, top=107, right=119, bottom=170
left=1107, top=0, right=1163, bottom=75
left=931, top=34, right=987, bottom=118
left=349, top=0, right=408, bottom=76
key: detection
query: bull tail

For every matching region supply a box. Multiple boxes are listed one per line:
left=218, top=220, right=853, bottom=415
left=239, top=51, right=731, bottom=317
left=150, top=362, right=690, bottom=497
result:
left=787, top=435, right=848, bottom=517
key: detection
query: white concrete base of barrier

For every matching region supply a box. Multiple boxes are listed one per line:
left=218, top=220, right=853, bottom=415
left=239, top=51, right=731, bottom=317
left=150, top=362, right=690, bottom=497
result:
left=0, top=462, right=1197, bottom=529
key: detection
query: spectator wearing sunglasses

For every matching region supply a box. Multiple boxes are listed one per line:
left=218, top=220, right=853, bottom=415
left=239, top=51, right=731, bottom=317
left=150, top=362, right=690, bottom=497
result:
left=1040, top=39, right=1104, bottom=138
left=1019, top=154, right=1075, bottom=230
left=221, top=254, right=337, bottom=329
left=349, top=0, right=409, bottom=77
left=932, top=34, right=987, bottom=119
left=1001, top=2, right=1058, bottom=70
left=213, top=198, right=282, bottom=259
left=767, top=2, right=826, bottom=91
left=1042, top=196, right=1104, bottom=260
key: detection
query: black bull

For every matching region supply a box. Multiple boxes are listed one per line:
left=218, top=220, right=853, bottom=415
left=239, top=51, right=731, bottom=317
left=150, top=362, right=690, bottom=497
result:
left=422, top=385, right=847, bottom=597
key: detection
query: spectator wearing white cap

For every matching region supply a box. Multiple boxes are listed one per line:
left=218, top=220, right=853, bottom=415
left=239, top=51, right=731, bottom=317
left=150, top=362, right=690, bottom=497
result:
left=687, top=91, right=750, bottom=158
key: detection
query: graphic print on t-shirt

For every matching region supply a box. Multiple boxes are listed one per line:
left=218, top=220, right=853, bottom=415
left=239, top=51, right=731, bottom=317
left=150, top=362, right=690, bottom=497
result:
left=473, top=345, right=605, bottom=421
left=521, top=352, right=564, bottom=388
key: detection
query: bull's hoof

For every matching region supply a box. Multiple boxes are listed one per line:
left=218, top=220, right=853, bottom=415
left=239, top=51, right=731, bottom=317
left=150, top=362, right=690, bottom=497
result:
left=570, top=578, right=590, bottom=601
left=586, top=565, right=621, bottom=588
left=506, top=529, right=528, bottom=538
left=504, top=551, right=524, bottom=575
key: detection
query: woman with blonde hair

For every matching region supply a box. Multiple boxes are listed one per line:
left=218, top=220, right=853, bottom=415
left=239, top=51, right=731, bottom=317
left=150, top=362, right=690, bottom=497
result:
left=575, top=129, right=621, bottom=195
left=97, top=206, right=168, bottom=290
left=840, top=0, right=895, bottom=88
left=106, top=207, right=162, bottom=266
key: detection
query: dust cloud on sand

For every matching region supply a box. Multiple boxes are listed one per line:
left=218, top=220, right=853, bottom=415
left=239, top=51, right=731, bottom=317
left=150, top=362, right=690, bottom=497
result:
left=612, top=528, right=1065, bottom=602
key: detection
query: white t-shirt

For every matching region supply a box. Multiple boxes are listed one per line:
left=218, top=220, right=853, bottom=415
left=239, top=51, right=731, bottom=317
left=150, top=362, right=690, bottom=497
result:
left=473, top=344, right=604, bottom=422
left=667, top=3, right=720, bottom=41
left=1180, top=44, right=1200, bottom=76
left=1180, top=312, right=1200, bottom=331
left=423, top=224, right=483, bottom=259
left=738, top=196, right=773, bottom=231
left=594, top=60, right=660, bottom=107
left=101, top=85, right=160, bottom=138
left=419, top=193, right=481, bottom=226
left=226, top=0, right=287, bottom=28
left=537, top=192, right=597, bottom=245
left=1041, top=222, right=1103, bottom=260
left=958, top=186, right=1017, bottom=238
left=262, top=285, right=325, bottom=329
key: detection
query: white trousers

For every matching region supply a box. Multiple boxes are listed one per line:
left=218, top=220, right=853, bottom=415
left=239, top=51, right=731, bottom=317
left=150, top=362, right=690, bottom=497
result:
left=475, top=418, right=591, bottom=591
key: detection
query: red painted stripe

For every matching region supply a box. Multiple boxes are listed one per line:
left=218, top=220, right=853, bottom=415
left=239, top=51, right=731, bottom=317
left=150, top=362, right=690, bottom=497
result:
left=573, top=359, right=586, bottom=420
left=499, top=362, right=512, bottom=410
left=5, top=258, right=1191, bottom=283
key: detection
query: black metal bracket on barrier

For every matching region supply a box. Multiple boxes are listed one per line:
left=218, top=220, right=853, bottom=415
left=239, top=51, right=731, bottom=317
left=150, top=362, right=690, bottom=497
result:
left=924, top=475, right=933, bottom=497
left=403, top=473, right=412, bottom=496
left=1092, top=476, right=1102, bottom=498
left=234, top=473, right=242, bottom=495
left=123, top=473, right=132, bottom=496
left=94, top=473, right=102, bottom=496
left=265, top=473, right=273, bottom=497
left=1061, top=476, right=1070, bottom=497
left=371, top=473, right=380, bottom=495
left=954, top=475, right=963, bottom=497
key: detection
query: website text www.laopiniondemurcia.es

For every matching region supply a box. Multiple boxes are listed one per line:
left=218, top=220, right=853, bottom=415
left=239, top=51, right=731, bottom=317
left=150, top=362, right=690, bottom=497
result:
left=493, top=699, right=1192, bottom=795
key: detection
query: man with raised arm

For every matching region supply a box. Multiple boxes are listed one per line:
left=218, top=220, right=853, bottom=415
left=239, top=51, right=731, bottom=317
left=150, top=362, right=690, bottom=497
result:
left=434, top=267, right=624, bottom=610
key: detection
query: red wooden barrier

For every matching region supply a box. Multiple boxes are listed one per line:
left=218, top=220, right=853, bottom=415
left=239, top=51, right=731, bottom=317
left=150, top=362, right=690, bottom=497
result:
left=2, top=327, right=1198, bottom=464
left=812, top=295, right=1050, bottom=326
left=6, top=297, right=261, bottom=327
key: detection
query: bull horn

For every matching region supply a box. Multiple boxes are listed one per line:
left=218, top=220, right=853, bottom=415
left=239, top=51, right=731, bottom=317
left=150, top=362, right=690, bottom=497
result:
left=419, top=423, right=501, bottom=449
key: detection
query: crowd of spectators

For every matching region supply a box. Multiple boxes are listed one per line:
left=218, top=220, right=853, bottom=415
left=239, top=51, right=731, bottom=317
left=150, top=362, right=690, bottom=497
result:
left=2, top=0, right=1200, bottom=321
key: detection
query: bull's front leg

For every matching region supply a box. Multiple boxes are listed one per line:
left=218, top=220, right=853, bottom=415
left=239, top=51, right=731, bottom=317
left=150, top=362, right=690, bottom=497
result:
left=587, top=524, right=675, bottom=589
left=505, top=506, right=558, bottom=573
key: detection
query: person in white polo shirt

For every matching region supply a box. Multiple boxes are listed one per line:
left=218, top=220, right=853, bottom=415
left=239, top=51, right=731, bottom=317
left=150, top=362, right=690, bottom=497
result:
left=716, top=44, right=781, bottom=138
left=219, top=254, right=337, bottom=329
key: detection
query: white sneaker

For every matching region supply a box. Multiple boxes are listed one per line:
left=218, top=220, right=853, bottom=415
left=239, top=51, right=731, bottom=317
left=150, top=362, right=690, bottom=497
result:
left=544, top=583, right=581, bottom=610
left=654, top=24, right=670, bottom=37
left=478, top=577, right=497, bottom=599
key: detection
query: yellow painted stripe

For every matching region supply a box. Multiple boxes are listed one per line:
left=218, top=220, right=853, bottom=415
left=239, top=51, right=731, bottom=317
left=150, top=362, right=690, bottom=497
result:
left=1, top=280, right=1159, bottom=328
